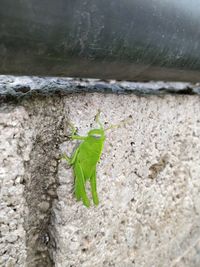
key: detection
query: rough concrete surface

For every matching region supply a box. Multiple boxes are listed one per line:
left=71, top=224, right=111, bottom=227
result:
left=0, top=97, right=67, bottom=267
left=0, top=105, right=28, bottom=267
left=1, top=92, right=200, bottom=267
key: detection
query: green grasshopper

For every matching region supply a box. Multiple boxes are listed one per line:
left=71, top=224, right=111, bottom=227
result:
left=63, top=111, right=116, bottom=207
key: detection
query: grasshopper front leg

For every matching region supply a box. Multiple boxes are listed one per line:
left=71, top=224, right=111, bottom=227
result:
left=71, top=135, right=86, bottom=141
left=68, top=123, right=87, bottom=141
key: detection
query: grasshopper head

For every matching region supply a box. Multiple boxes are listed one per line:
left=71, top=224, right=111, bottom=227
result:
left=88, top=128, right=105, bottom=140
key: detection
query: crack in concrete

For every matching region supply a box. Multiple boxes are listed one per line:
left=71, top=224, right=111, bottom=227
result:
left=21, top=96, right=67, bottom=267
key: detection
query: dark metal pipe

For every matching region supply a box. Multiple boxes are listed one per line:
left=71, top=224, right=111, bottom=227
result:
left=0, top=0, right=200, bottom=82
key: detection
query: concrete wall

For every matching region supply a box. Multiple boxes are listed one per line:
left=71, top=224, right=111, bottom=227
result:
left=1, top=78, right=200, bottom=266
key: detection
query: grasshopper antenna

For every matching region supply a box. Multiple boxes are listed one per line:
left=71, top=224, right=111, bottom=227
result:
left=105, top=116, right=132, bottom=131
left=95, top=109, right=104, bottom=129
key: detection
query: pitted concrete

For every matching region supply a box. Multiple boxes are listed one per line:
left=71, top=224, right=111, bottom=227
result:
left=0, top=105, right=29, bottom=267
left=52, top=94, right=200, bottom=267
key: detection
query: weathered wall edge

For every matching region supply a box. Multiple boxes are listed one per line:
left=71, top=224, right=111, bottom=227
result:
left=0, top=75, right=200, bottom=103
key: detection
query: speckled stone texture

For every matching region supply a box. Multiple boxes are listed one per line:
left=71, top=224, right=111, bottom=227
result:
left=1, top=93, right=200, bottom=267
left=52, top=94, right=200, bottom=267
left=0, top=105, right=30, bottom=267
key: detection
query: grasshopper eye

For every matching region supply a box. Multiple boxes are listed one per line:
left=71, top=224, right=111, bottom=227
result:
left=92, top=134, right=101, bottom=139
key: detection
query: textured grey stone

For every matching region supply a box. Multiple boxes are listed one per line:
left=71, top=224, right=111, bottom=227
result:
left=0, top=75, right=200, bottom=102
left=1, top=92, right=200, bottom=266
left=0, top=105, right=29, bottom=267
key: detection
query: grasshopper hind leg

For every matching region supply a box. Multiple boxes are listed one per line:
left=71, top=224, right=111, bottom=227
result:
left=90, top=170, right=99, bottom=206
left=74, top=162, right=90, bottom=207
